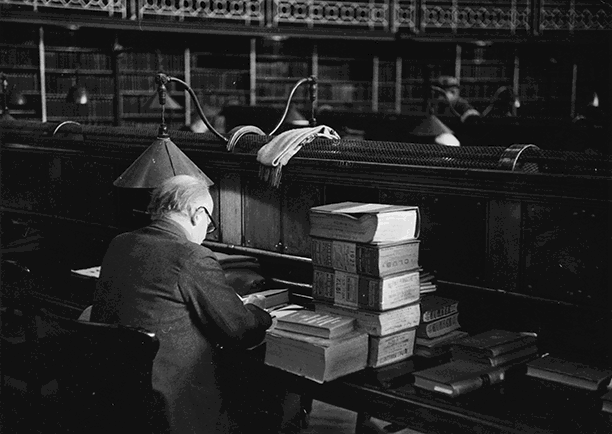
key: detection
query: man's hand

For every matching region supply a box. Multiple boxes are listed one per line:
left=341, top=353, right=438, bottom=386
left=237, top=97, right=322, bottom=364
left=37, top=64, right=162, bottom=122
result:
left=242, top=293, right=266, bottom=309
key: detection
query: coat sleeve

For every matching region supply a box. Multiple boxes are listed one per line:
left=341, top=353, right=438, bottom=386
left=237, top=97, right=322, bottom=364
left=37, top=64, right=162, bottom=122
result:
left=178, top=248, right=273, bottom=349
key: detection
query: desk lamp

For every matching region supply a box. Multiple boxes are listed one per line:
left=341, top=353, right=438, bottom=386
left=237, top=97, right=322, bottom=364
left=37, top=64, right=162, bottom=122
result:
left=113, top=73, right=213, bottom=189
left=411, top=84, right=457, bottom=145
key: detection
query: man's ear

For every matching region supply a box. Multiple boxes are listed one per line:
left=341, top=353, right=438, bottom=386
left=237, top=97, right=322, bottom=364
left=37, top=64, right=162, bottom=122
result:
left=189, top=210, right=199, bottom=227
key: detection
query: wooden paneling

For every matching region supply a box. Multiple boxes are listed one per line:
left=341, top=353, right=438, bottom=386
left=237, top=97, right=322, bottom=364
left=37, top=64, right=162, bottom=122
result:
left=218, top=172, right=243, bottom=245
left=487, top=200, right=522, bottom=292
left=523, top=203, right=611, bottom=307
left=281, top=180, right=324, bottom=257
left=243, top=176, right=282, bottom=251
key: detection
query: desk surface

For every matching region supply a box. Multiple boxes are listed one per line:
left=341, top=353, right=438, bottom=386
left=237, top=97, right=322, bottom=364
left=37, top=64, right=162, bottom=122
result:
left=269, top=358, right=612, bottom=434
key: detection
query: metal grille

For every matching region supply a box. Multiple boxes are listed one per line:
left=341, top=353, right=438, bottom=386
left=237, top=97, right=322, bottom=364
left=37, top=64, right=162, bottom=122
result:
left=1, top=120, right=610, bottom=177
left=1, top=0, right=127, bottom=17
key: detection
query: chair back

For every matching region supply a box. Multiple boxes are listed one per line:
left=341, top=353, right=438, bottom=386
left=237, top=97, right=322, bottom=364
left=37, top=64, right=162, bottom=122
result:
left=37, top=308, right=162, bottom=433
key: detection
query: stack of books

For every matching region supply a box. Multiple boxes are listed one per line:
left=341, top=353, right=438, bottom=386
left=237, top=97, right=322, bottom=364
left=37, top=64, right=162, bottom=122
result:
left=309, top=201, right=422, bottom=368
left=264, top=308, right=369, bottom=383
left=414, top=295, right=466, bottom=359
left=418, top=269, right=438, bottom=294
left=413, top=329, right=538, bottom=397
left=451, top=329, right=539, bottom=367
left=601, top=389, right=612, bottom=414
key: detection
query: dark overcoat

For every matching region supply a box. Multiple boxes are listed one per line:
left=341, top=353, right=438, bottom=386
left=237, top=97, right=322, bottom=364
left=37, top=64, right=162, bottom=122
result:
left=91, top=218, right=273, bottom=434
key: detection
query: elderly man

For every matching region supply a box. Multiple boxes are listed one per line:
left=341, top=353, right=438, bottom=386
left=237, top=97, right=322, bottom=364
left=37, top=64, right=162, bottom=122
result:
left=91, top=174, right=273, bottom=434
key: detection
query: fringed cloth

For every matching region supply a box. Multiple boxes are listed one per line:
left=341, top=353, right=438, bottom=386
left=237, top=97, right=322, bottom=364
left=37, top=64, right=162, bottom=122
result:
left=256, top=126, right=340, bottom=187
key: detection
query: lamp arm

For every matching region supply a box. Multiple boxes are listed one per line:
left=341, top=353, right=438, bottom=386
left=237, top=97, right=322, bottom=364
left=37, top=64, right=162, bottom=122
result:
left=430, top=85, right=462, bottom=118
left=157, top=73, right=228, bottom=143
left=482, top=86, right=516, bottom=117
left=269, top=76, right=317, bottom=136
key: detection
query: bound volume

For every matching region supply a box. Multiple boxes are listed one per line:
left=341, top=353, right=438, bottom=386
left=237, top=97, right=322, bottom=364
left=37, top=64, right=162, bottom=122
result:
left=265, top=328, right=369, bottom=383
left=275, top=310, right=355, bottom=339
left=416, top=313, right=460, bottom=339
left=311, top=237, right=420, bottom=277
left=313, top=269, right=420, bottom=311
left=368, top=328, right=417, bottom=368
left=413, top=359, right=508, bottom=397
left=309, top=202, right=420, bottom=244
left=420, top=295, right=459, bottom=323
left=526, top=355, right=612, bottom=391
left=315, top=302, right=421, bottom=336
left=451, top=329, right=537, bottom=358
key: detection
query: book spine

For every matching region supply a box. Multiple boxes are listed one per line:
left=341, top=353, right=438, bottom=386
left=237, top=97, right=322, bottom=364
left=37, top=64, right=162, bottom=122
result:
left=311, top=238, right=357, bottom=272
left=315, top=302, right=420, bottom=336
left=311, top=238, right=334, bottom=269
left=422, top=302, right=459, bottom=323
left=451, top=368, right=506, bottom=396
left=357, top=241, right=419, bottom=277
left=417, top=313, right=460, bottom=339
left=368, top=328, right=416, bottom=368
left=334, top=271, right=360, bottom=308
left=312, top=267, right=335, bottom=303
left=359, top=271, right=420, bottom=311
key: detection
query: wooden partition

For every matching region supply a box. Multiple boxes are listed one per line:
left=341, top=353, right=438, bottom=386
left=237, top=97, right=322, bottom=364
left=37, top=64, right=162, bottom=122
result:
left=1, top=119, right=610, bottom=361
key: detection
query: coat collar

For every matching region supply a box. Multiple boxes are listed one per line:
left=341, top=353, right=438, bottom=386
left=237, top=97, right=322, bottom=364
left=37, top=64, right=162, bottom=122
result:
left=150, top=217, right=191, bottom=241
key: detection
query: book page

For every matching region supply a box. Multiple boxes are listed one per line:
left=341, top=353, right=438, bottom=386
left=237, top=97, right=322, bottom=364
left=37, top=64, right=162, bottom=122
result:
left=71, top=266, right=101, bottom=278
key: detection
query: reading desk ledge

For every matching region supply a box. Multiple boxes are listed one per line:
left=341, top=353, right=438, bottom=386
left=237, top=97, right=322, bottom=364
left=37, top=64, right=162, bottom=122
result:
left=266, top=360, right=612, bottom=434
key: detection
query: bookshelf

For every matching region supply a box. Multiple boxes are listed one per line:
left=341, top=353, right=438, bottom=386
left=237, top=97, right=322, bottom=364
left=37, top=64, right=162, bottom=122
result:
left=190, top=35, right=251, bottom=116
left=254, top=38, right=312, bottom=110
left=0, top=27, right=40, bottom=119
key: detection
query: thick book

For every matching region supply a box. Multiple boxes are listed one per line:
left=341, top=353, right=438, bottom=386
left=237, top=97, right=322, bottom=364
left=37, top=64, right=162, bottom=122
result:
left=416, top=313, right=460, bottom=339
left=265, top=328, right=369, bottom=383
left=368, top=327, right=416, bottom=368
left=452, top=344, right=538, bottom=367
left=416, top=330, right=469, bottom=348
left=312, top=267, right=335, bottom=303
left=322, top=269, right=420, bottom=312
left=275, top=310, right=355, bottom=339
left=242, top=288, right=290, bottom=310
left=314, top=301, right=420, bottom=337
left=311, top=237, right=420, bottom=277
left=451, top=329, right=538, bottom=358
left=413, top=359, right=508, bottom=397
left=420, top=295, right=459, bottom=323
left=309, top=202, right=420, bottom=244
left=526, top=355, right=612, bottom=391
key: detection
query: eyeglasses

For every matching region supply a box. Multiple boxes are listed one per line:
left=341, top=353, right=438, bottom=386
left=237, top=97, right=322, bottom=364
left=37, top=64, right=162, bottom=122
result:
left=195, top=206, right=218, bottom=234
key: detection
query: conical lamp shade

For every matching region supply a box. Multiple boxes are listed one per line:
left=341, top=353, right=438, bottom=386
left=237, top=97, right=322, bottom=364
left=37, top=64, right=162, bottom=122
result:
left=144, top=92, right=183, bottom=110
left=285, top=105, right=308, bottom=126
left=411, top=115, right=453, bottom=137
left=113, top=135, right=214, bottom=188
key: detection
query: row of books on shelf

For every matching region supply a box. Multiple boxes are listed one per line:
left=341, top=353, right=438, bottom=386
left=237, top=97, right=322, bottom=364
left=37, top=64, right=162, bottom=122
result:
left=45, top=51, right=111, bottom=70
left=263, top=201, right=612, bottom=416
left=117, top=52, right=185, bottom=74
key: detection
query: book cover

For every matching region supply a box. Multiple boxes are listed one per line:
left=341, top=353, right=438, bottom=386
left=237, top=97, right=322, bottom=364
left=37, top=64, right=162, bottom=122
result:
left=420, top=295, right=459, bottom=323
left=416, top=330, right=469, bottom=348
left=413, top=359, right=508, bottom=397
left=314, top=301, right=420, bottom=337
left=451, top=329, right=537, bottom=358
left=309, top=202, right=420, bottom=244
left=315, top=270, right=420, bottom=311
left=265, top=328, right=369, bottom=383
left=368, top=327, right=417, bottom=368
left=452, top=344, right=538, bottom=367
left=275, top=310, right=356, bottom=339
left=416, top=313, right=460, bottom=339
left=241, top=288, right=290, bottom=310
left=526, top=355, right=612, bottom=391
left=311, top=237, right=420, bottom=277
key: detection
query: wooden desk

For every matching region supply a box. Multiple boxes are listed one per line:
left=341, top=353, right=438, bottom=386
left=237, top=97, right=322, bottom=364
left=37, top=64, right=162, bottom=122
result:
left=267, top=359, right=612, bottom=434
